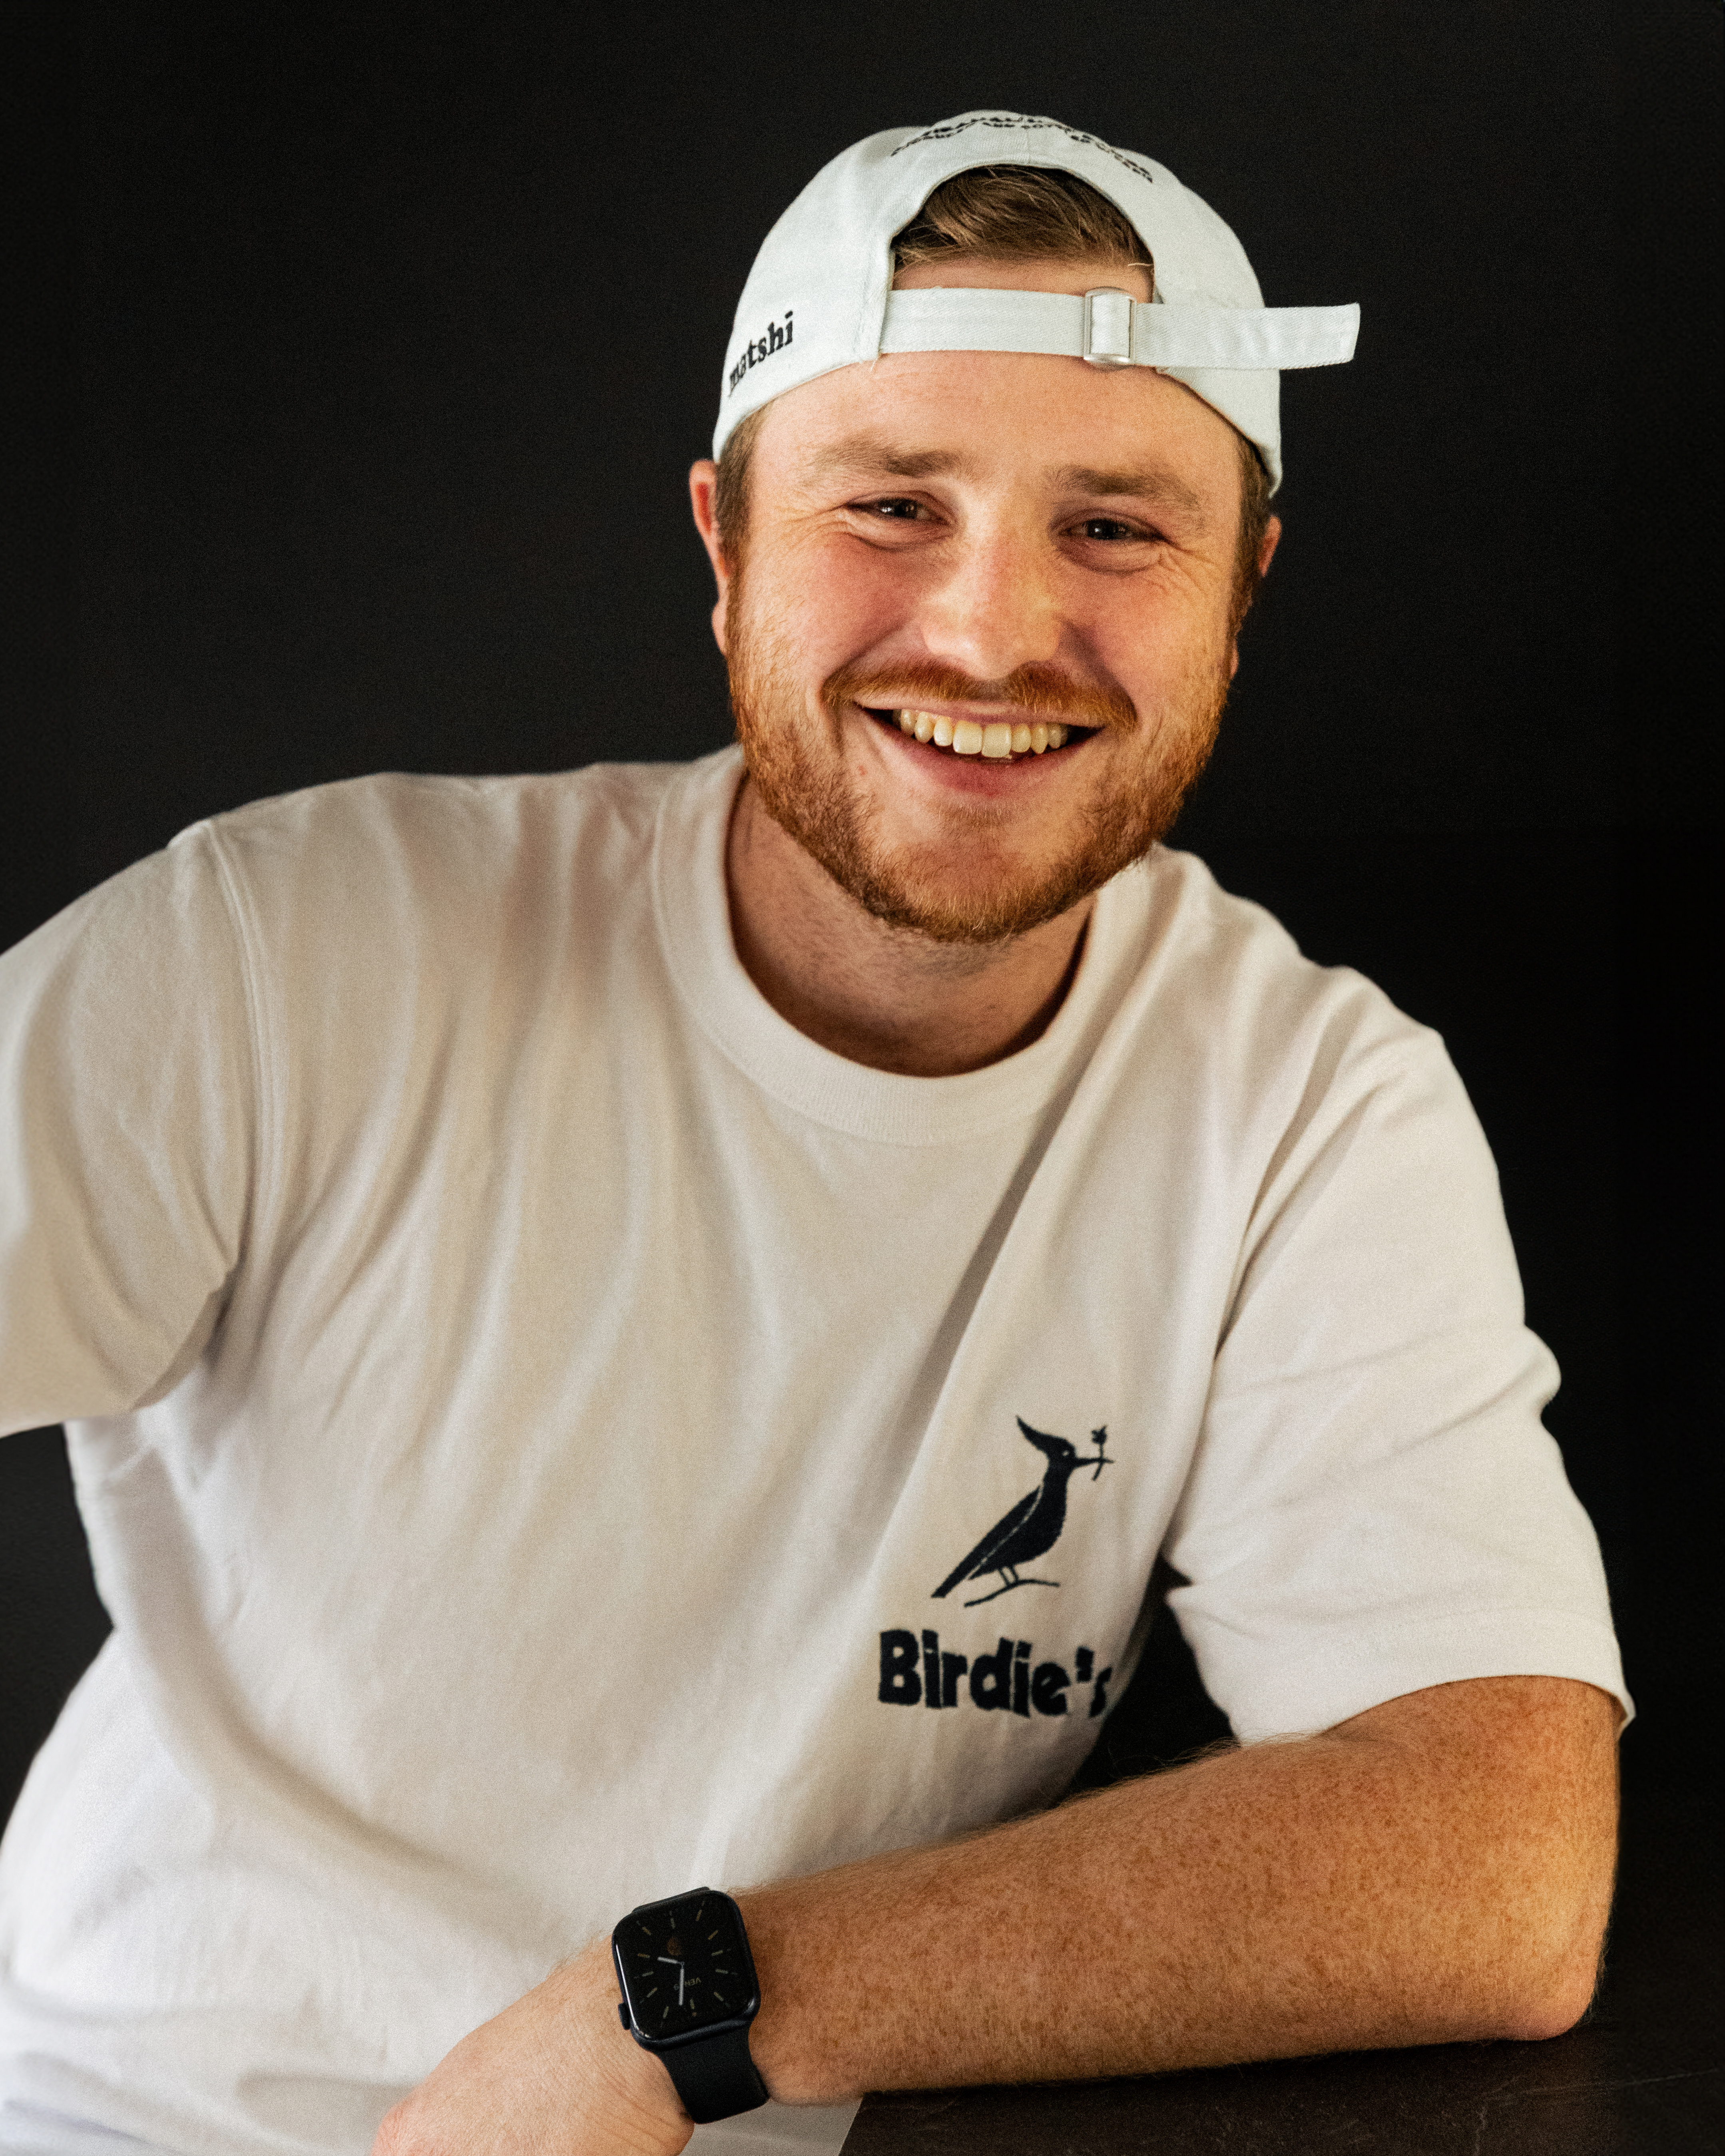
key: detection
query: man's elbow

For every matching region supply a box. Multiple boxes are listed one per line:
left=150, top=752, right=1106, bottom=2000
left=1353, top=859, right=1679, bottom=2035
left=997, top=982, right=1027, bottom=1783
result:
left=1476, top=1864, right=1613, bottom=2043
left=1492, top=1939, right=1604, bottom=2043
left=1420, top=1676, right=1621, bottom=2047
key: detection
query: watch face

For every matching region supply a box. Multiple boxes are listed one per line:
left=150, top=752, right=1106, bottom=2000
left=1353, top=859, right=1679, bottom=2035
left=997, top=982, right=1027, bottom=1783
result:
left=616, top=1892, right=757, bottom=2037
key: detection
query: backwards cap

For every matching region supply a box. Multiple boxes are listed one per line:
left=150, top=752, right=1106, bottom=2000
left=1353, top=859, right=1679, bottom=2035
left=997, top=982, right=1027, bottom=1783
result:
left=715, top=112, right=1359, bottom=494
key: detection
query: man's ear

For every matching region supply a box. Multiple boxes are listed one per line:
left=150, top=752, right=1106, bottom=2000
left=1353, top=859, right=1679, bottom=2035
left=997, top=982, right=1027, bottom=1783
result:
left=688, top=460, right=731, bottom=655
left=1228, top=513, right=1283, bottom=679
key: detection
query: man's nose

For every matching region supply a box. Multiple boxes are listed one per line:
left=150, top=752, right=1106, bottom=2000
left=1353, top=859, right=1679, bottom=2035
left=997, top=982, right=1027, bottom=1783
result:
left=914, top=528, right=1063, bottom=683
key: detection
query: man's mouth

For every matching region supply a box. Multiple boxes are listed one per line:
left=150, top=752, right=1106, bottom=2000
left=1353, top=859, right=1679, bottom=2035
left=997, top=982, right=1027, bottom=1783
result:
left=866, top=708, right=1092, bottom=762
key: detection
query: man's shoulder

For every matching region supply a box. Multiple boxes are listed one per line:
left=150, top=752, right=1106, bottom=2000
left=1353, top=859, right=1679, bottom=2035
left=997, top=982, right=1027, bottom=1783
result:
left=1140, top=843, right=1362, bottom=1001
left=195, top=759, right=697, bottom=869
left=182, top=757, right=727, bottom=925
left=165, top=757, right=731, bottom=995
left=1133, top=843, right=1437, bottom=1091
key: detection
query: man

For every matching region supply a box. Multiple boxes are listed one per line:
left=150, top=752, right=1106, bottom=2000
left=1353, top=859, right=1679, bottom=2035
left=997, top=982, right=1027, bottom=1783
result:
left=0, top=115, right=1625, bottom=2156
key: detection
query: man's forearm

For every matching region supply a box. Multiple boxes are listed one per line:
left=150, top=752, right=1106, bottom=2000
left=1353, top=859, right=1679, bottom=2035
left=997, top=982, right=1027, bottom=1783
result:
left=374, top=1676, right=1618, bottom=2151
left=741, top=1675, right=1619, bottom=2103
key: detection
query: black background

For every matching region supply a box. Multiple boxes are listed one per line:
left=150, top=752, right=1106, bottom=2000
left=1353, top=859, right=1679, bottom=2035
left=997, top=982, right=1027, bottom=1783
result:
left=2, top=2, right=1719, bottom=1841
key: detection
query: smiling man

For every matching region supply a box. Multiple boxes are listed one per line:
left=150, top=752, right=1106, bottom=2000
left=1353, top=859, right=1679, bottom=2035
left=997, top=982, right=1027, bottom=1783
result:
left=0, top=116, right=1626, bottom=2156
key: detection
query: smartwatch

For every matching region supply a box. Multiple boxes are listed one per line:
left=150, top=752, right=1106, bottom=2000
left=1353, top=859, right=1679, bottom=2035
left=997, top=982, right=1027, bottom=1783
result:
left=611, top=1887, right=768, bottom=2124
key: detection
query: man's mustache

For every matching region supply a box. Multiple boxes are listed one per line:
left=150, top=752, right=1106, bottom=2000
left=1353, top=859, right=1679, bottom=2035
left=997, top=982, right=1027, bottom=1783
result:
left=823, top=660, right=1137, bottom=734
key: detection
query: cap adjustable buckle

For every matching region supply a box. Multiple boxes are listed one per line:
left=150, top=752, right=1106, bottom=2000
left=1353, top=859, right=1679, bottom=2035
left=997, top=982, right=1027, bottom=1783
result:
left=1082, top=287, right=1136, bottom=368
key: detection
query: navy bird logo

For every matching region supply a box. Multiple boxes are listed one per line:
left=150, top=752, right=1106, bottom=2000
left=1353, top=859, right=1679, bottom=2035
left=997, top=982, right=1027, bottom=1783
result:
left=932, top=1418, right=1111, bottom=1608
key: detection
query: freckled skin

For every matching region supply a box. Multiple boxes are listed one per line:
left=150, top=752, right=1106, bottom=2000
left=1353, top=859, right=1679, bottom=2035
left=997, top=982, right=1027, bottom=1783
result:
left=377, top=1679, right=1619, bottom=2150
left=371, top=258, right=1622, bottom=2156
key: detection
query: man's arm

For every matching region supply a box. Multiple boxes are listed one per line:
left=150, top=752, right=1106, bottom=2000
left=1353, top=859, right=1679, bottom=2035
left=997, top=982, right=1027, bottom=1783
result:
left=376, top=1674, right=1619, bottom=2152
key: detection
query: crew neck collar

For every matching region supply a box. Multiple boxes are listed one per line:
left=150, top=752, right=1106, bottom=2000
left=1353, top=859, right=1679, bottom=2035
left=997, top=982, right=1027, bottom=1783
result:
left=651, top=749, right=1156, bottom=1147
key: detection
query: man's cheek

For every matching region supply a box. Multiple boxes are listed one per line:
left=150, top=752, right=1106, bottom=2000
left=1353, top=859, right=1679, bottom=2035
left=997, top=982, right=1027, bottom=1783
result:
left=794, top=541, right=929, bottom=663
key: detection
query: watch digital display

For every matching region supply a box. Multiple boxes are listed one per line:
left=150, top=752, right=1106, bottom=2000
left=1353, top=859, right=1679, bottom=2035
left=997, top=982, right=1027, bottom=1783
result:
left=616, top=1891, right=759, bottom=2037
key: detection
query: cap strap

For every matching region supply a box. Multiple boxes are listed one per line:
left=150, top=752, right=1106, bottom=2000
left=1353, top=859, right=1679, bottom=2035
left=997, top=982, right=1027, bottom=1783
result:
left=880, top=289, right=1359, bottom=370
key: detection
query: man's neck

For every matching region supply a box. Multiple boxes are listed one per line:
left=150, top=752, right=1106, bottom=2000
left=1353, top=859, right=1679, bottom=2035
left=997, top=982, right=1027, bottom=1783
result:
left=724, top=778, right=1093, bottom=1079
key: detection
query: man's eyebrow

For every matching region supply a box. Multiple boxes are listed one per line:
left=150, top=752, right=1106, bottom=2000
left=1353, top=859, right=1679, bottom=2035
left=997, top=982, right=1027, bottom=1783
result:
left=801, top=438, right=974, bottom=482
left=799, top=440, right=1209, bottom=518
left=1054, top=464, right=1206, bottom=516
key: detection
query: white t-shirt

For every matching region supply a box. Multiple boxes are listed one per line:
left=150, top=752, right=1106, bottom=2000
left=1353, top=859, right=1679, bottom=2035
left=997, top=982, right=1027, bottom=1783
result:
left=0, top=750, right=1626, bottom=2155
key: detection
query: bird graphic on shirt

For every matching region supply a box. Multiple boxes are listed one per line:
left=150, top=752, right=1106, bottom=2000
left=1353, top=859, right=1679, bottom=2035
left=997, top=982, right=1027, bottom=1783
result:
left=932, top=1418, right=1111, bottom=1607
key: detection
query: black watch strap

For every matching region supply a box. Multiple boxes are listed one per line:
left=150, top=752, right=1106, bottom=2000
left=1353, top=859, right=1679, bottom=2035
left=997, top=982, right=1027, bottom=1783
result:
left=660, top=2023, right=769, bottom=2124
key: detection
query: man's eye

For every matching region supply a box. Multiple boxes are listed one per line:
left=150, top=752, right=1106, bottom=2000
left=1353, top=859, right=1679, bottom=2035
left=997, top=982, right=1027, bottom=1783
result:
left=1074, top=518, right=1144, bottom=542
left=858, top=498, right=925, bottom=520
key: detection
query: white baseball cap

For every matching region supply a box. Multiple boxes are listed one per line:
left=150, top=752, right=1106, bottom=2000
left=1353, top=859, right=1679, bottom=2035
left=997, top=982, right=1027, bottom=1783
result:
left=714, top=111, right=1359, bottom=493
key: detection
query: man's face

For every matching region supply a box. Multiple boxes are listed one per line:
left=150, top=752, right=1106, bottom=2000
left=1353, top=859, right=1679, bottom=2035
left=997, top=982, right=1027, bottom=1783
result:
left=708, top=257, right=1261, bottom=944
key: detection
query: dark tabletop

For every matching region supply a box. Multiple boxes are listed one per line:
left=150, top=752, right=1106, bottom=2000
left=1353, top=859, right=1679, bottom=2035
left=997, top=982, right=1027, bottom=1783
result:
left=841, top=1747, right=1719, bottom=2155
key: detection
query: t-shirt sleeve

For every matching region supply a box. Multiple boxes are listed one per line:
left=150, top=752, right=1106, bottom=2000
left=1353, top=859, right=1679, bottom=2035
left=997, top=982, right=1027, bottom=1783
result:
left=1161, top=1012, right=1629, bottom=1742
left=0, top=824, right=256, bottom=1435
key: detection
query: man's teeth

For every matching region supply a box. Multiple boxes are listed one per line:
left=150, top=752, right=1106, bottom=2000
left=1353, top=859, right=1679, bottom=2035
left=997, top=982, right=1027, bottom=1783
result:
left=895, top=712, right=1070, bottom=757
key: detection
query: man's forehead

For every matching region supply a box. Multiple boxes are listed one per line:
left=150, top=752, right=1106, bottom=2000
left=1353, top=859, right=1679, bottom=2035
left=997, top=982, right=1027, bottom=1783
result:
left=793, top=431, right=1212, bottom=516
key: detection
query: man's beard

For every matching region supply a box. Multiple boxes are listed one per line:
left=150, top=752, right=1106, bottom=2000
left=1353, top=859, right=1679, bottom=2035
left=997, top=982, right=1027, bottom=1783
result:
left=725, top=560, right=1232, bottom=946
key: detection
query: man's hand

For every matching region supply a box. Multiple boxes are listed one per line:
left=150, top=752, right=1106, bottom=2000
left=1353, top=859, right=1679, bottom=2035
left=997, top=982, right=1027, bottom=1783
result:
left=371, top=1939, right=692, bottom=2156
